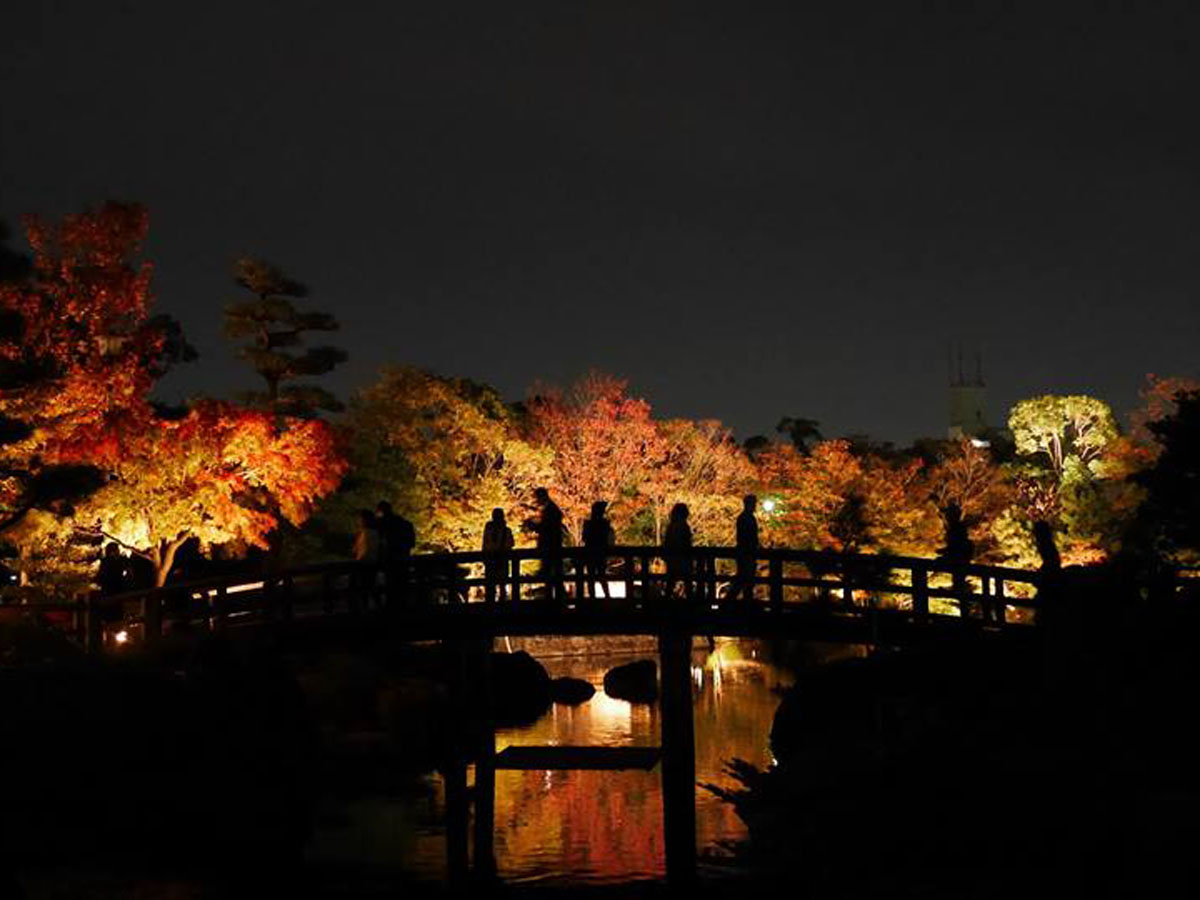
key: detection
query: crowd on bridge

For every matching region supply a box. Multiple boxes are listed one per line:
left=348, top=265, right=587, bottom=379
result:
left=344, top=489, right=1063, bottom=607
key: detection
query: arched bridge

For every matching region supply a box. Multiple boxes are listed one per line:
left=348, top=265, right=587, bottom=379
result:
left=70, top=546, right=1046, bottom=653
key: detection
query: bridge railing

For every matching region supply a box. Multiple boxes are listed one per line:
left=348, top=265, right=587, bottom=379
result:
left=53, top=547, right=1047, bottom=652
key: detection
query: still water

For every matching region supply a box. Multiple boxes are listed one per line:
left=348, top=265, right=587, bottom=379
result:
left=310, top=639, right=792, bottom=887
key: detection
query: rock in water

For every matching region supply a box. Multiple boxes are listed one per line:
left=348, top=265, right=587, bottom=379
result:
left=550, top=676, right=595, bottom=705
left=489, top=651, right=552, bottom=725
left=603, top=659, right=658, bottom=703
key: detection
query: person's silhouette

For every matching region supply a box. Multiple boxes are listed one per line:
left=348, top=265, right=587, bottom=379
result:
left=376, top=501, right=416, bottom=605
left=533, top=488, right=566, bottom=602
left=482, top=508, right=515, bottom=603
left=938, top=503, right=975, bottom=618
left=1032, top=519, right=1062, bottom=626
left=664, top=502, right=693, bottom=599
left=581, top=500, right=613, bottom=600
left=731, top=495, right=759, bottom=601
left=96, top=542, right=129, bottom=636
left=97, top=542, right=129, bottom=596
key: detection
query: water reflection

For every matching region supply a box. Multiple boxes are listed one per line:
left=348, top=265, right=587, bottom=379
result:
left=309, top=639, right=791, bottom=886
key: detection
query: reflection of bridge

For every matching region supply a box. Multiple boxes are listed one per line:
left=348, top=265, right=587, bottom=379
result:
left=70, top=548, right=1046, bottom=885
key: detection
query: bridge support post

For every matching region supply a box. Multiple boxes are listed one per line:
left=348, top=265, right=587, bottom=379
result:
left=142, top=592, right=161, bottom=647
left=444, top=639, right=471, bottom=885
left=473, top=637, right=497, bottom=880
left=658, top=629, right=696, bottom=885
left=912, top=565, right=929, bottom=620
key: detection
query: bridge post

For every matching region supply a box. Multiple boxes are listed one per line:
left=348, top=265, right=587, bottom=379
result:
left=510, top=555, right=521, bottom=603
left=769, top=554, right=783, bottom=611
left=473, top=638, right=497, bottom=880
left=280, top=574, right=294, bottom=624
left=84, top=595, right=103, bottom=655
left=209, top=584, right=227, bottom=633
left=573, top=551, right=585, bottom=604
left=658, top=628, right=696, bottom=885
left=624, top=553, right=634, bottom=603
left=912, top=564, right=929, bottom=619
left=444, top=640, right=471, bottom=884
left=142, top=592, right=161, bottom=647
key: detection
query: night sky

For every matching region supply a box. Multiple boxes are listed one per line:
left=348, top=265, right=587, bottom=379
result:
left=2, top=3, right=1196, bottom=443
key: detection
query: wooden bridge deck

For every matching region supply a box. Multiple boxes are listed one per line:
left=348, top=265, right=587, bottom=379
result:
left=13, top=545, right=1059, bottom=652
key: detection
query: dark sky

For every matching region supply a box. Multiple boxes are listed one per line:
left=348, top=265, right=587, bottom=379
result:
left=2, top=3, right=1197, bottom=443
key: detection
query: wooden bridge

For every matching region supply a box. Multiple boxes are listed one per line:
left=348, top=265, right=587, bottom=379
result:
left=12, top=547, right=1051, bottom=886
left=60, top=546, right=1046, bottom=653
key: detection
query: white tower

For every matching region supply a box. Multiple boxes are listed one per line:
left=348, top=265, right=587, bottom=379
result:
left=948, top=348, right=987, bottom=440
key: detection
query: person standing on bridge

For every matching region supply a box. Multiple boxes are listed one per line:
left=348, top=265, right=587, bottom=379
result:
left=582, top=500, right=614, bottom=600
left=482, top=508, right=515, bottom=602
left=664, top=503, right=693, bottom=599
left=377, top=501, right=416, bottom=606
left=730, top=495, right=759, bottom=601
left=534, top=488, right=566, bottom=603
left=938, top=503, right=975, bottom=619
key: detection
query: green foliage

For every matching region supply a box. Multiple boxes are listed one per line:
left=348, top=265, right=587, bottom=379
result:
left=326, top=367, right=553, bottom=553
left=1009, top=395, right=1118, bottom=478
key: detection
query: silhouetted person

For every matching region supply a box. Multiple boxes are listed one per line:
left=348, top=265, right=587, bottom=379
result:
left=581, top=500, right=614, bottom=600
left=938, top=503, right=975, bottom=618
left=1032, top=519, right=1062, bottom=625
left=96, top=542, right=129, bottom=634
left=482, top=508, right=514, bottom=603
left=534, top=487, right=566, bottom=602
left=376, top=500, right=415, bottom=605
left=97, top=542, right=129, bottom=596
left=664, top=502, right=693, bottom=599
left=731, top=495, right=759, bottom=601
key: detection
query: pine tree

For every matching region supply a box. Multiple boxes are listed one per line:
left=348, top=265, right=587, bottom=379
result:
left=224, top=257, right=347, bottom=416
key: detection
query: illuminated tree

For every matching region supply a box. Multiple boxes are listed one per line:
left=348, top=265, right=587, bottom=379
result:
left=1005, top=394, right=1123, bottom=565
left=637, top=419, right=755, bottom=545
left=926, top=439, right=1012, bottom=559
left=0, top=204, right=191, bottom=586
left=754, top=441, right=862, bottom=550
left=224, top=257, right=347, bottom=416
left=527, top=372, right=664, bottom=541
left=72, top=402, right=346, bottom=586
left=337, top=367, right=553, bottom=552
left=1009, top=395, right=1118, bottom=480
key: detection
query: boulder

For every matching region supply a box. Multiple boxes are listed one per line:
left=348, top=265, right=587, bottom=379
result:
left=489, top=650, right=552, bottom=725
left=550, top=676, right=595, bottom=705
left=603, top=659, right=658, bottom=703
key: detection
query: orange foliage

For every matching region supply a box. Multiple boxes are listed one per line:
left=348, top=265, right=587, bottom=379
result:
left=527, top=372, right=665, bottom=540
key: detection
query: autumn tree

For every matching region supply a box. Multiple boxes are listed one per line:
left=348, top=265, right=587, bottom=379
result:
left=527, top=372, right=664, bottom=541
left=335, top=367, right=552, bottom=553
left=636, top=419, right=755, bottom=545
left=926, top=438, right=1012, bottom=559
left=224, top=257, right=347, bottom=416
left=1124, top=388, right=1200, bottom=565
left=754, top=440, right=863, bottom=550
left=0, top=203, right=192, bottom=589
left=72, top=402, right=346, bottom=586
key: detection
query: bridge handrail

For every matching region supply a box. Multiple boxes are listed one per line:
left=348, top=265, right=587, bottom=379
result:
left=84, top=546, right=1041, bottom=609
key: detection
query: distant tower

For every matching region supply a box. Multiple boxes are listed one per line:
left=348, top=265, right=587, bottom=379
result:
left=948, top=347, right=987, bottom=440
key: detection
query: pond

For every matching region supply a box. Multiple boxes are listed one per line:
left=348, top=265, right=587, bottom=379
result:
left=307, top=639, right=793, bottom=888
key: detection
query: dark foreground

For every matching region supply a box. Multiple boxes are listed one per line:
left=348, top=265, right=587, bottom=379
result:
left=3, top=572, right=1200, bottom=897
